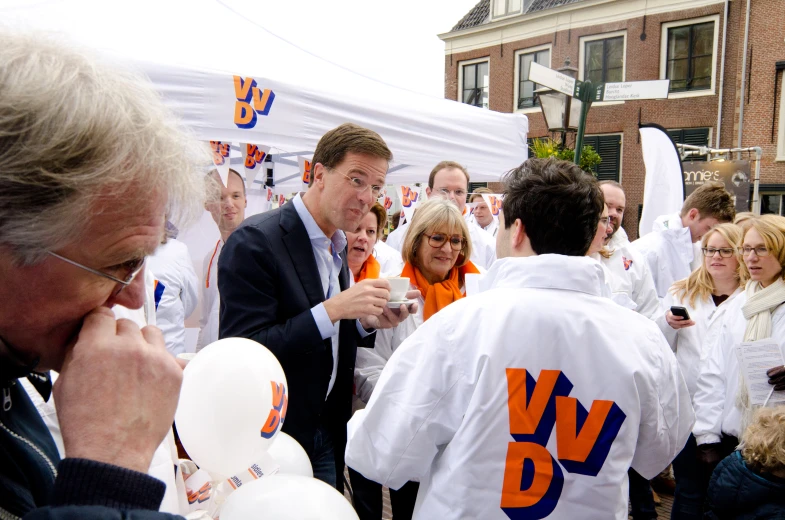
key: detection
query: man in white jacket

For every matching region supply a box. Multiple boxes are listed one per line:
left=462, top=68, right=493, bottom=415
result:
left=386, top=161, right=496, bottom=269
left=196, top=169, right=247, bottom=351
left=345, top=158, right=694, bottom=520
left=632, top=182, right=735, bottom=300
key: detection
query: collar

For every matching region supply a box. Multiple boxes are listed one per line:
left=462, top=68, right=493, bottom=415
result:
left=292, top=193, right=347, bottom=253
left=661, top=225, right=694, bottom=264
left=477, top=255, right=608, bottom=297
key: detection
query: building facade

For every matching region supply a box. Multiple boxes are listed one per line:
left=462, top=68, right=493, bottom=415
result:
left=440, top=0, right=785, bottom=237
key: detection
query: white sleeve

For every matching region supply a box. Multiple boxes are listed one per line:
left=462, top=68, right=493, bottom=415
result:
left=354, top=326, right=398, bottom=404
left=654, top=289, right=679, bottom=351
left=178, top=248, right=200, bottom=320
left=345, top=316, right=470, bottom=490
left=633, top=255, right=665, bottom=321
left=692, top=320, right=729, bottom=445
left=630, top=327, right=694, bottom=479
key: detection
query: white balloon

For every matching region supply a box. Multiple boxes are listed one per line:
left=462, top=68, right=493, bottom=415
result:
left=175, top=338, right=288, bottom=478
left=267, top=432, right=313, bottom=478
left=221, top=475, right=359, bottom=520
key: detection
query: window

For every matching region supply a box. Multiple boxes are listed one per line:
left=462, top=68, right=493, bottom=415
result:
left=516, top=47, right=551, bottom=110
left=667, top=128, right=710, bottom=161
left=758, top=186, right=785, bottom=215
left=493, top=0, right=522, bottom=18
left=666, top=21, right=715, bottom=92
left=583, top=36, right=624, bottom=84
left=583, top=134, right=622, bottom=182
left=461, top=60, right=489, bottom=109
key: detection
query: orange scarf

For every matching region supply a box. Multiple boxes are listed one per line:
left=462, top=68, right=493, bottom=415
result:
left=354, top=254, right=381, bottom=283
left=400, top=260, right=480, bottom=321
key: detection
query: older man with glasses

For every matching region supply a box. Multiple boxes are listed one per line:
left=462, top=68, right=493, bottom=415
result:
left=218, top=123, right=418, bottom=492
left=0, top=31, right=206, bottom=519
left=386, top=161, right=497, bottom=269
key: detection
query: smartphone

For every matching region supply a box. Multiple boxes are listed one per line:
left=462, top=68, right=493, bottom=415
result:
left=670, top=306, right=691, bottom=320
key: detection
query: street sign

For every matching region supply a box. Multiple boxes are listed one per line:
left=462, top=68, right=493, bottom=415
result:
left=599, top=80, right=670, bottom=102
left=528, top=61, right=576, bottom=97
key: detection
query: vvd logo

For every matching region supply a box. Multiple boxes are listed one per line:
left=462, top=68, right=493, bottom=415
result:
left=488, top=195, right=503, bottom=217
left=260, top=381, right=288, bottom=439
left=233, top=76, right=275, bottom=130
left=301, top=160, right=312, bottom=184
left=245, top=144, right=267, bottom=169
left=401, top=187, right=419, bottom=207
left=501, top=369, right=626, bottom=519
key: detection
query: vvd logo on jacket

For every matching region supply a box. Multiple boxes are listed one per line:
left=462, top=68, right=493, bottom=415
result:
left=501, top=369, right=626, bottom=520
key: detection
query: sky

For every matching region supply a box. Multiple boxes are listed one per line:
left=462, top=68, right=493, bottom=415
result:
left=222, top=0, right=482, bottom=98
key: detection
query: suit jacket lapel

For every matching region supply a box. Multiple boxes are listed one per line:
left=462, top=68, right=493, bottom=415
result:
left=280, top=203, right=327, bottom=307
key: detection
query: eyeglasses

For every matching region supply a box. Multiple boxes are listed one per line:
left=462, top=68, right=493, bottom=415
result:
left=47, top=251, right=146, bottom=296
left=702, top=247, right=736, bottom=258
left=333, top=170, right=385, bottom=198
left=424, top=233, right=466, bottom=251
left=739, top=246, right=770, bottom=257
left=436, top=188, right=467, bottom=199
left=599, top=217, right=610, bottom=226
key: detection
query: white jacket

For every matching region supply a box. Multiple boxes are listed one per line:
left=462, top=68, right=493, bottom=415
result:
left=355, top=290, right=424, bottom=404
left=146, top=239, right=199, bottom=356
left=652, top=213, right=702, bottom=272
left=692, top=292, right=785, bottom=444
left=595, top=244, right=661, bottom=320
left=385, top=220, right=497, bottom=270
left=656, top=287, right=742, bottom=401
left=196, top=240, right=223, bottom=352
left=632, top=217, right=694, bottom=300
left=345, top=255, right=693, bottom=520
left=373, top=239, right=404, bottom=277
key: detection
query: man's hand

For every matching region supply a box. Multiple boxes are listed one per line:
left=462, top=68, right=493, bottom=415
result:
left=767, top=365, right=785, bottom=391
left=665, top=311, right=695, bottom=330
left=323, top=278, right=391, bottom=323
left=360, top=289, right=421, bottom=330
left=54, top=307, right=183, bottom=474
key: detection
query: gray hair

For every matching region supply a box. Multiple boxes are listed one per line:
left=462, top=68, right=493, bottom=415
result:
left=0, top=30, right=209, bottom=265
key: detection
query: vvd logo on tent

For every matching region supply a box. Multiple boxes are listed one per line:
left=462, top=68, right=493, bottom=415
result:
left=233, top=76, right=275, bottom=129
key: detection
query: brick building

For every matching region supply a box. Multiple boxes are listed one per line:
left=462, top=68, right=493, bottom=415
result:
left=439, top=0, right=785, bottom=238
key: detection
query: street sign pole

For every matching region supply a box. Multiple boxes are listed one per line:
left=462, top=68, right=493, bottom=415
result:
left=572, top=79, right=596, bottom=167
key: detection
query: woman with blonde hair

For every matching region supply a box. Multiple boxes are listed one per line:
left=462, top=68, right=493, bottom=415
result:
left=704, top=406, right=785, bottom=518
left=693, top=215, right=785, bottom=516
left=351, top=198, right=478, bottom=520
left=655, top=223, right=745, bottom=519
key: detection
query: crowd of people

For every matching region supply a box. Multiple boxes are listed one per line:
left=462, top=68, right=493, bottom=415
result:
left=1, top=30, right=785, bottom=520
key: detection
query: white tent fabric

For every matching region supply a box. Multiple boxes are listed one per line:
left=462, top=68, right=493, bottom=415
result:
left=1, top=0, right=529, bottom=190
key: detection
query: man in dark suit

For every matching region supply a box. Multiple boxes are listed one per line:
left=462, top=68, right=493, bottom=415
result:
left=218, top=123, right=417, bottom=490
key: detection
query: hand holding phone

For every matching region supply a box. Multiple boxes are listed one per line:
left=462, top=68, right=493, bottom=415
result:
left=667, top=306, right=695, bottom=330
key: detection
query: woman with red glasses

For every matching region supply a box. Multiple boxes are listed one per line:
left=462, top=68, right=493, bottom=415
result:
left=350, top=198, right=478, bottom=520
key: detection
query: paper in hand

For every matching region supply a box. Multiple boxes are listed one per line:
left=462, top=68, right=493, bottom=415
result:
left=736, top=339, right=785, bottom=408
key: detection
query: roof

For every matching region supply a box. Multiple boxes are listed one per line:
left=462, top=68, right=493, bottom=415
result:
left=451, top=0, right=490, bottom=32
left=450, top=0, right=585, bottom=32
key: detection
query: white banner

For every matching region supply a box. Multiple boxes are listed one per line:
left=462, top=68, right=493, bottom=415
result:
left=209, top=140, right=231, bottom=186
left=480, top=194, right=504, bottom=217
left=297, top=157, right=312, bottom=190
left=638, top=125, right=684, bottom=237
left=242, top=143, right=270, bottom=191
left=397, top=185, right=422, bottom=225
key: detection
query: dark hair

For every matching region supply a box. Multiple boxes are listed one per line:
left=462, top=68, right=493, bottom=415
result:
left=428, top=160, right=470, bottom=189
left=501, top=158, right=604, bottom=256
left=310, top=123, right=392, bottom=187
left=368, top=203, right=387, bottom=236
left=207, top=168, right=246, bottom=196
left=680, top=181, right=735, bottom=222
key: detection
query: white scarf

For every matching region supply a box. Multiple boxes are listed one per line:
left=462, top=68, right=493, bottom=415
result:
left=736, top=278, right=785, bottom=434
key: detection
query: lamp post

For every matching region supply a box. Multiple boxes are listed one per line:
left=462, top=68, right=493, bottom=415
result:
left=534, top=58, right=595, bottom=166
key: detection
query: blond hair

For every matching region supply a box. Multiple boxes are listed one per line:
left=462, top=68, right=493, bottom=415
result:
left=401, top=198, right=472, bottom=268
left=671, top=223, right=745, bottom=307
left=0, top=31, right=208, bottom=265
left=738, top=215, right=785, bottom=282
left=735, top=211, right=754, bottom=231
left=469, top=187, right=492, bottom=203
left=740, top=406, right=785, bottom=473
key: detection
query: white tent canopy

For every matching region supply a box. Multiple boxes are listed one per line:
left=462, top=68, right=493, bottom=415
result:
left=2, top=0, right=529, bottom=190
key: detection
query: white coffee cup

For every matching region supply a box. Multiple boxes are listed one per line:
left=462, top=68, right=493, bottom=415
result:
left=387, top=277, right=410, bottom=302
